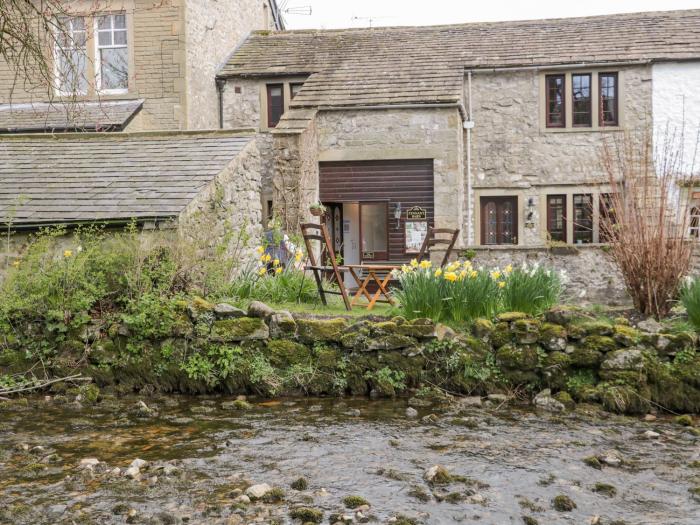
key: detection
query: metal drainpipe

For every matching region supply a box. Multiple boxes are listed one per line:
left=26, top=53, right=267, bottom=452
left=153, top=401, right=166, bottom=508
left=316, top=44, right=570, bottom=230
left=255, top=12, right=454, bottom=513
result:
left=466, top=70, right=474, bottom=246
left=216, top=78, right=225, bottom=129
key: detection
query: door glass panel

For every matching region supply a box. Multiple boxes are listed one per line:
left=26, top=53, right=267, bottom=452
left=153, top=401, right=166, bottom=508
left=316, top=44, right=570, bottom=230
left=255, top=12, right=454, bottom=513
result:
left=486, top=202, right=497, bottom=244
left=502, top=201, right=514, bottom=243
left=361, top=203, right=387, bottom=254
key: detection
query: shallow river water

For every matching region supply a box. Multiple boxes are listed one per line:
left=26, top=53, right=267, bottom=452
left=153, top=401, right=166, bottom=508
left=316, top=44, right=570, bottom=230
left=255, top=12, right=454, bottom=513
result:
left=1, top=395, right=699, bottom=525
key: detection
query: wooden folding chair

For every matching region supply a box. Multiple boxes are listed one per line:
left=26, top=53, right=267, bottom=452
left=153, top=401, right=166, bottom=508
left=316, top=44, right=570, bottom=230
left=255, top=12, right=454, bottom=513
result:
left=300, top=222, right=352, bottom=311
left=417, top=227, right=460, bottom=268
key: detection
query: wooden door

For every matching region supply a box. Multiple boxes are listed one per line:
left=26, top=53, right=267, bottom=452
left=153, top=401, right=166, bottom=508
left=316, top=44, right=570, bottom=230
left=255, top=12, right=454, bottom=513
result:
left=360, top=202, right=388, bottom=261
left=481, top=196, right=518, bottom=245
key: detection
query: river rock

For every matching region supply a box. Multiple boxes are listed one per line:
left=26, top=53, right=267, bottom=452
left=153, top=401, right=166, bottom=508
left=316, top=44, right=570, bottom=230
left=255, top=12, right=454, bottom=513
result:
left=130, top=458, right=147, bottom=469
left=132, top=400, right=157, bottom=417
left=458, top=396, right=483, bottom=408
left=600, top=451, right=623, bottom=467
left=214, top=303, right=246, bottom=319
left=246, top=483, right=272, bottom=499
left=233, top=494, right=250, bottom=504
left=405, top=407, right=418, bottom=418
left=487, top=393, right=509, bottom=404
left=643, top=430, right=661, bottom=439
left=247, top=301, right=275, bottom=320
left=533, top=389, right=566, bottom=412
left=424, top=465, right=451, bottom=484
left=79, top=457, right=100, bottom=470
left=125, top=465, right=141, bottom=479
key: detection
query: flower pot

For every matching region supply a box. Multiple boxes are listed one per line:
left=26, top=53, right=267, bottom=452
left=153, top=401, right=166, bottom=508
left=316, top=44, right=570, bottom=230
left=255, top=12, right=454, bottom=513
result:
left=310, top=207, right=325, bottom=217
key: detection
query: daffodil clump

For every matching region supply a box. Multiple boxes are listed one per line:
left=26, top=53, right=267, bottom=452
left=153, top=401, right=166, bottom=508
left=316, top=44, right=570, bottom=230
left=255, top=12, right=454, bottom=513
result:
left=392, top=259, right=561, bottom=323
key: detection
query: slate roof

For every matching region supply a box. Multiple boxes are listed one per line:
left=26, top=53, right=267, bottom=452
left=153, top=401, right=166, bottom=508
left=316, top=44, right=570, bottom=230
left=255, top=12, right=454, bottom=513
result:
left=219, top=9, right=700, bottom=109
left=0, top=99, right=144, bottom=133
left=0, top=131, right=253, bottom=226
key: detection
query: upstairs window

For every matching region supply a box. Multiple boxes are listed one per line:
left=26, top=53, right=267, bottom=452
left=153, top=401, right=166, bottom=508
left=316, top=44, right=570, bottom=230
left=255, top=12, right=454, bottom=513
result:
left=290, top=83, right=304, bottom=99
left=573, top=194, right=593, bottom=243
left=96, top=13, right=128, bottom=93
left=266, top=84, right=284, bottom=128
left=545, top=75, right=565, bottom=128
left=55, top=17, right=87, bottom=94
left=572, top=74, right=592, bottom=127
left=599, top=72, right=618, bottom=126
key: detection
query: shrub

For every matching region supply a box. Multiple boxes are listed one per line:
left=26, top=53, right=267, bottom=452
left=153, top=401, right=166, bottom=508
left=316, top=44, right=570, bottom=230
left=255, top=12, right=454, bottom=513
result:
left=500, top=263, right=561, bottom=315
left=680, top=277, right=700, bottom=330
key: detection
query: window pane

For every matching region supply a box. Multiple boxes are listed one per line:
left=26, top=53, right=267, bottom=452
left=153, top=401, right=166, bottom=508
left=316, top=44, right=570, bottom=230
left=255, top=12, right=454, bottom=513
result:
left=291, top=83, right=303, bottom=99
left=267, top=84, right=284, bottom=127
left=599, top=193, right=617, bottom=242
left=600, top=73, right=618, bottom=126
left=573, top=194, right=593, bottom=243
left=98, top=31, right=112, bottom=46
left=100, top=47, right=128, bottom=90
left=572, top=74, right=592, bottom=126
left=55, top=17, right=87, bottom=93
left=547, top=195, right=566, bottom=242
left=114, top=14, right=127, bottom=29
left=361, top=204, right=387, bottom=252
left=97, top=16, right=111, bottom=30
left=114, top=30, right=127, bottom=45
left=546, top=75, right=564, bottom=127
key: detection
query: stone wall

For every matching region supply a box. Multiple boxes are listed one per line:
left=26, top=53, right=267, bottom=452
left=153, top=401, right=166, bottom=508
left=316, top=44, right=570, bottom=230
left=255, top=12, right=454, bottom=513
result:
left=185, top=0, right=275, bottom=130
left=314, top=107, right=465, bottom=238
left=438, top=245, right=629, bottom=306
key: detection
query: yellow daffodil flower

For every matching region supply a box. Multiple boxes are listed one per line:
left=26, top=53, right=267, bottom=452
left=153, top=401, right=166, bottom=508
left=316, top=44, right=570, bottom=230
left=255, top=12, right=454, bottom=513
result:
left=63, top=250, right=73, bottom=258
left=257, top=268, right=267, bottom=276
left=459, top=270, right=468, bottom=279
left=419, top=260, right=432, bottom=269
left=410, top=259, right=419, bottom=268
left=295, top=250, right=303, bottom=262
left=491, top=270, right=501, bottom=280
left=498, top=281, right=506, bottom=288
left=256, top=246, right=265, bottom=255
left=504, top=264, right=513, bottom=274
left=444, top=271, right=457, bottom=282
left=263, top=254, right=272, bottom=263
left=470, top=270, right=478, bottom=278
left=12, top=260, right=20, bottom=268
left=275, top=267, right=283, bottom=275
left=273, top=258, right=280, bottom=267
left=462, top=260, right=473, bottom=269
left=434, top=269, right=443, bottom=277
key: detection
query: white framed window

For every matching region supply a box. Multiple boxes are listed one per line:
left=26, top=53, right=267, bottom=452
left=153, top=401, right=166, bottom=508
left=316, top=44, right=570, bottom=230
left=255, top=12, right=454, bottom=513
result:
left=95, top=13, right=128, bottom=94
left=54, top=16, right=88, bottom=95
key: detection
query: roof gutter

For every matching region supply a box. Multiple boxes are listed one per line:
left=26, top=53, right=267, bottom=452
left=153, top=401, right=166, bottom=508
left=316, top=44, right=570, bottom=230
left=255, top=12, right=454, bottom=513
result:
left=2, top=216, right=177, bottom=232
left=465, top=59, right=653, bottom=73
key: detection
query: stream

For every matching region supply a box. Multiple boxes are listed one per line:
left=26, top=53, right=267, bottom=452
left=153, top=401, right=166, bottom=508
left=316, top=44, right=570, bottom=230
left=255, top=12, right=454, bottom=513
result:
left=1, top=395, right=699, bottom=524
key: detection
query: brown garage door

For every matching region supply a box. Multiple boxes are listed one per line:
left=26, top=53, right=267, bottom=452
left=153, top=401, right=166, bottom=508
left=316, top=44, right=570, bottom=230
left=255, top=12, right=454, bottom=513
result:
left=319, top=159, right=434, bottom=262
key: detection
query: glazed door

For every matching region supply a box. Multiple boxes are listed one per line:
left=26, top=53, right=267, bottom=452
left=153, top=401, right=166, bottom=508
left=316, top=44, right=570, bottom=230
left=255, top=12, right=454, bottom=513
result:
left=322, top=203, right=344, bottom=264
left=360, top=202, right=388, bottom=261
left=481, top=196, right=518, bottom=245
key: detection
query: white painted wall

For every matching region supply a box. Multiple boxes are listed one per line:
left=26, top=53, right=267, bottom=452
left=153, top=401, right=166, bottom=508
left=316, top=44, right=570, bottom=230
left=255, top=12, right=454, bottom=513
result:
left=653, top=62, right=700, bottom=175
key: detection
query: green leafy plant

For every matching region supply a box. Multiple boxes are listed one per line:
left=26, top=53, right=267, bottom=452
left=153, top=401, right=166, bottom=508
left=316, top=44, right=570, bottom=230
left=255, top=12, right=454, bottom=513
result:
left=680, top=277, right=700, bottom=331
left=499, top=263, right=561, bottom=315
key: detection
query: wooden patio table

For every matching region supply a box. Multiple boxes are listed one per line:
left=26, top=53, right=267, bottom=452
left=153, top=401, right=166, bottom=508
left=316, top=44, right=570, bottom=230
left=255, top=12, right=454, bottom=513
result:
left=345, top=264, right=401, bottom=310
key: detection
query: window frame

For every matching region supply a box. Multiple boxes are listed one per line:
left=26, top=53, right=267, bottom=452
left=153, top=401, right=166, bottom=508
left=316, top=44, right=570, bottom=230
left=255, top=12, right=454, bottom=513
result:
left=545, top=74, right=566, bottom=128
left=572, top=193, right=594, bottom=244
left=94, top=12, right=129, bottom=95
left=53, top=16, right=88, bottom=96
left=571, top=73, right=592, bottom=127
left=266, top=83, right=285, bottom=128
left=290, top=82, right=304, bottom=100
left=480, top=196, right=518, bottom=245
left=599, top=72, right=619, bottom=127
left=546, top=194, right=567, bottom=243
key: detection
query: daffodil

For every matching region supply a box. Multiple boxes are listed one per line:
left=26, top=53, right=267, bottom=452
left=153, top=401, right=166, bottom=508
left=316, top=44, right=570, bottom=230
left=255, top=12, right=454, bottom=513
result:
left=295, top=250, right=303, bottom=262
left=256, top=246, right=265, bottom=255
left=434, top=268, right=443, bottom=277
left=12, top=260, right=20, bottom=268
left=462, top=260, right=473, bottom=269
left=63, top=249, right=73, bottom=258
left=257, top=267, right=267, bottom=276
left=444, top=271, right=457, bottom=282
left=419, top=260, right=432, bottom=270
left=470, top=270, right=478, bottom=278
left=273, top=258, right=280, bottom=267
left=275, top=267, right=283, bottom=275
left=491, top=270, right=501, bottom=280
left=410, top=259, right=419, bottom=268
left=446, top=262, right=459, bottom=272
left=498, top=281, right=506, bottom=288
left=263, top=254, right=272, bottom=263
left=401, top=264, right=413, bottom=273
left=504, top=264, right=513, bottom=275
left=459, top=270, right=468, bottom=279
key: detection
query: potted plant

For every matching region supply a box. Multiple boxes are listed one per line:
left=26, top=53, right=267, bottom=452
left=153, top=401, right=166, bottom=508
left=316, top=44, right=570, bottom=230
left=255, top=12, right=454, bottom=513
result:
left=309, top=202, right=327, bottom=217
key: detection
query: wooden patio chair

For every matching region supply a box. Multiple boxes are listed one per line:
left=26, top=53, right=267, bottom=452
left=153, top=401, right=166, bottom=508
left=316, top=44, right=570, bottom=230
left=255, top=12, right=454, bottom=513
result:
left=417, top=227, right=460, bottom=268
left=300, top=222, right=352, bottom=311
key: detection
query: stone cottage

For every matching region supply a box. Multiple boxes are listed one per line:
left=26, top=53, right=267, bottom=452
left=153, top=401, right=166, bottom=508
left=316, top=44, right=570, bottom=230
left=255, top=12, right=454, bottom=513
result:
left=217, top=9, right=700, bottom=302
left=0, top=0, right=283, bottom=264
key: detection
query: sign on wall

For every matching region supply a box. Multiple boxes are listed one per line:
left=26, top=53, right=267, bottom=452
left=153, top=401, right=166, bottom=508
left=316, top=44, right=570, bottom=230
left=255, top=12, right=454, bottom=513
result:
left=405, top=220, right=428, bottom=253
left=406, top=206, right=427, bottom=220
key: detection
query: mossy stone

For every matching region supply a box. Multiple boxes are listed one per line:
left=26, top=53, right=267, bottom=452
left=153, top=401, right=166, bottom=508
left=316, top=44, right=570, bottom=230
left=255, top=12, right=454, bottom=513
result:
left=553, top=391, right=575, bottom=410
left=577, top=320, right=614, bottom=336
left=188, top=296, right=215, bottom=318
left=599, top=383, right=650, bottom=415
left=544, top=351, right=572, bottom=369
left=545, top=305, right=586, bottom=325
left=296, top=318, right=348, bottom=344
left=290, top=477, right=308, bottom=490
left=371, top=321, right=398, bottom=336
left=612, top=324, right=640, bottom=347
left=78, top=383, right=100, bottom=404
left=552, top=494, right=576, bottom=512
left=582, top=335, right=617, bottom=353
left=367, top=334, right=418, bottom=351
left=675, top=414, right=694, bottom=427
left=211, top=317, right=269, bottom=342
left=396, top=318, right=436, bottom=338
left=592, top=483, right=617, bottom=497
left=343, top=495, right=370, bottom=509
left=496, top=344, right=540, bottom=370
left=267, top=340, right=312, bottom=367
left=497, top=312, right=529, bottom=323
left=513, top=319, right=541, bottom=344
left=539, top=322, right=567, bottom=348
left=289, top=507, right=323, bottom=523
left=491, top=322, right=513, bottom=348
left=172, top=313, right=193, bottom=338
left=569, top=347, right=603, bottom=367
left=472, top=318, right=495, bottom=339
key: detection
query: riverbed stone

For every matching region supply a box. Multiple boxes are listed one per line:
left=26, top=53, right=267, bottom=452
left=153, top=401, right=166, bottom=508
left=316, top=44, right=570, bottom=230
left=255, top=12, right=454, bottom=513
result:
left=246, top=483, right=272, bottom=499
left=78, top=457, right=100, bottom=470
left=424, top=465, right=452, bottom=484
left=533, top=389, right=565, bottom=412
left=269, top=310, right=296, bottom=338
left=405, top=407, right=418, bottom=418
left=211, top=317, right=269, bottom=342
left=552, top=494, right=577, bottom=512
